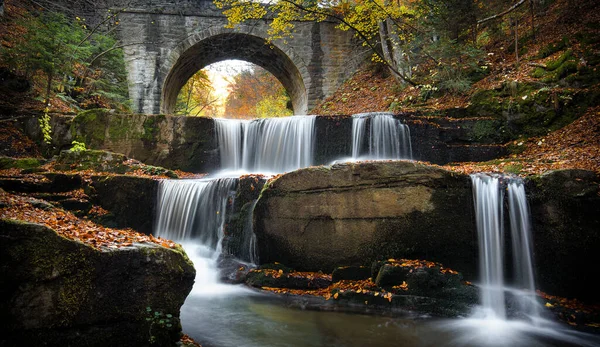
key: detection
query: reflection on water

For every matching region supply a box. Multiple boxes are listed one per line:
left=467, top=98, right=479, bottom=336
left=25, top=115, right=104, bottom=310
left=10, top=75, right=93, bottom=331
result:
left=179, top=242, right=600, bottom=347
left=182, top=294, right=430, bottom=347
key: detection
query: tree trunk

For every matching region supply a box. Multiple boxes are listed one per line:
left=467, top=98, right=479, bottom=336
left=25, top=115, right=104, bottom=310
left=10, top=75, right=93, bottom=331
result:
left=530, top=0, right=536, bottom=40
left=515, top=18, right=519, bottom=68
left=44, top=71, right=54, bottom=106
left=379, top=18, right=411, bottom=84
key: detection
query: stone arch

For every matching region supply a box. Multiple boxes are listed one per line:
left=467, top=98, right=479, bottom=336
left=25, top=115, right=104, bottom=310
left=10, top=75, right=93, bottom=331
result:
left=160, top=26, right=310, bottom=115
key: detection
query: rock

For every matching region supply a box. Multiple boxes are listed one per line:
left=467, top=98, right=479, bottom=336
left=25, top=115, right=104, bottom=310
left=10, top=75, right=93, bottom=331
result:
left=68, top=110, right=219, bottom=173
left=0, top=219, right=195, bottom=346
left=222, top=175, right=267, bottom=262
left=43, top=173, right=84, bottom=192
left=0, top=157, right=44, bottom=170
left=53, top=149, right=131, bottom=173
left=374, top=263, right=411, bottom=287
left=217, top=254, right=255, bottom=284
left=245, top=269, right=331, bottom=290
left=331, top=266, right=371, bottom=282
left=26, top=197, right=55, bottom=211
left=90, top=175, right=158, bottom=235
left=253, top=161, right=478, bottom=277
left=526, top=169, right=600, bottom=303
left=52, top=149, right=178, bottom=178
left=57, top=198, right=92, bottom=214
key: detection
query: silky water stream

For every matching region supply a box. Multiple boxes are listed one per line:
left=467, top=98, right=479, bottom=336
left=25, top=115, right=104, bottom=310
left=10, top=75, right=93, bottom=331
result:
left=154, top=114, right=599, bottom=346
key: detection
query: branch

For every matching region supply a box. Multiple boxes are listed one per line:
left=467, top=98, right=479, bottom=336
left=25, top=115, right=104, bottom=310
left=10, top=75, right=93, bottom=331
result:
left=278, top=0, right=417, bottom=86
left=88, top=42, right=155, bottom=66
left=477, top=0, right=527, bottom=25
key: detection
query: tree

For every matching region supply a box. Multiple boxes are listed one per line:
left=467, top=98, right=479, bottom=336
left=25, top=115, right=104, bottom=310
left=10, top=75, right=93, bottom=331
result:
left=175, top=70, right=220, bottom=116
left=0, top=7, right=129, bottom=110
left=214, top=0, right=492, bottom=88
left=224, top=66, right=292, bottom=118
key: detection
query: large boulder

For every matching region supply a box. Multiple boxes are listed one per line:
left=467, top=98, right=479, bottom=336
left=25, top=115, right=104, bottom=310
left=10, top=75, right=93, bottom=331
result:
left=526, top=169, right=600, bottom=303
left=0, top=219, right=195, bottom=346
left=253, top=161, right=478, bottom=276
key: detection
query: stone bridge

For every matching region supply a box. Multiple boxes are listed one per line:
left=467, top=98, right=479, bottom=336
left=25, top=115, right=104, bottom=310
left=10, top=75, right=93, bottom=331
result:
left=112, top=0, right=367, bottom=114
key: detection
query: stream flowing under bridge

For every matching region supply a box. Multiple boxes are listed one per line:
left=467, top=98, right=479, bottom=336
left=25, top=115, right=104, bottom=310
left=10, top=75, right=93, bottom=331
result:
left=110, top=0, right=367, bottom=115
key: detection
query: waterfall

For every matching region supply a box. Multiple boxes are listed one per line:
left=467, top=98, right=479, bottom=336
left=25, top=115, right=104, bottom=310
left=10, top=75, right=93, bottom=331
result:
left=351, top=113, right=412, bottom=160
left=507, top=179, right=539, bottom=319
left=215, top=116, right=316, bottom=173
left=154, top=178, right=237, bottom=252
left=470, top=173, right=540, bottom=321
left=471, top=174, right=506, bottom=319
left=240, top=200, right=259, bottom=264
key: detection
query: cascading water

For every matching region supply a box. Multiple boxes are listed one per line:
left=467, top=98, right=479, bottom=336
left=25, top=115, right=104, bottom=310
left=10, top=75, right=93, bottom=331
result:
left=470, top=173, right=541, bottom=320
left=507, top=179, right=539, bottom=319
left=215, top=116, right=316, bottom=174
left=471, top=174, right=506, bottom=319
left=434, top=173, right=600, bottom=347
left=351, top=112, right=412, bottom=160
left=154, top=178, right=237, bottom=251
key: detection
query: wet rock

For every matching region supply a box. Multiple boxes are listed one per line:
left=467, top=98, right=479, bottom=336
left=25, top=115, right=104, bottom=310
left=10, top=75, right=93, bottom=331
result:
left=254, top=161, right=478, bottom=277
left=217, top=254, right=255, bottom=284
left=526, top=169, right=600, bottom=303
left=245, top=269, right=331, bottom=290
left=332, top=266, right=371, bottom=282
left=90, top=175, right=158, bottom=234
left=0, top=219, right=195, bottom=346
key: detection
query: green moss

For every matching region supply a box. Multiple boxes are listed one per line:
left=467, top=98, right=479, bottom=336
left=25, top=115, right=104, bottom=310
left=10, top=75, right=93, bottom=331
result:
left=504, top=163, right=524, bottom=175
left=470, top=120, right=502, bottom=142
left=71, top=109, right=110, bottom=145
left=142, top=115, right=166, bottom=142
left=0, top=157, right=44, bottom=170
left=537, top=37, right=569, bottom=59
left=547, top=50, right=573, bottom=70
left=531, top=67, right=546, bottom=78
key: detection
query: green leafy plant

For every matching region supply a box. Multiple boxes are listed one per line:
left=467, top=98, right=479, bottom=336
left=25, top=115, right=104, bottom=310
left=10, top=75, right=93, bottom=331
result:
left=145, top=306, right=175, bottom=344
left=38, top=107, right=52, bottom=145
left=70, top=140, right=87, bottom=152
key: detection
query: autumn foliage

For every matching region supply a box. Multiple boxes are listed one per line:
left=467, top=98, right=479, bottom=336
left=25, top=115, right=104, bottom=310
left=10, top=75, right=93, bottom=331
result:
left=0, top=189, right=175, bottom=250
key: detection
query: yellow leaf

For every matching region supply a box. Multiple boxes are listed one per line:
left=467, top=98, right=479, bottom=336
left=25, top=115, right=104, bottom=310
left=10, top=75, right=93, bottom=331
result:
left=545, top=302, right=554, bottom=308
left=334, top=292, right=339, bottom=299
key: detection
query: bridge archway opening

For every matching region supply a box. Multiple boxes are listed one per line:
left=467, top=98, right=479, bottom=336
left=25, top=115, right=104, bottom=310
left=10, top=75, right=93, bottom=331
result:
left=162, top=33, right=308, bottom=115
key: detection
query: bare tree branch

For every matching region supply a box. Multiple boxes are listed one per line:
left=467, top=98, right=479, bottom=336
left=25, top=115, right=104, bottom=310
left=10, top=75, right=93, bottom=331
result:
left=477, top=0, right=527, bottom=25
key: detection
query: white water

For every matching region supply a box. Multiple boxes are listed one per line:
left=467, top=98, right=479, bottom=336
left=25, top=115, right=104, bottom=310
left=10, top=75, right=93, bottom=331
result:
left=215, top=116, right=316, bottom=174
left=351, top=112, right=412, bottom=160
left=471, top=174, right=506, bottom=319
left=508, top=179, right=540, bottom=319
left=155, top=178, right=237, bottom=250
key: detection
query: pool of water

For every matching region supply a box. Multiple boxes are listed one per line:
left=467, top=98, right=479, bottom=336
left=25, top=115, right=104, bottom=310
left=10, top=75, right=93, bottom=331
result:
left=179, top=242, right=600, bottom=347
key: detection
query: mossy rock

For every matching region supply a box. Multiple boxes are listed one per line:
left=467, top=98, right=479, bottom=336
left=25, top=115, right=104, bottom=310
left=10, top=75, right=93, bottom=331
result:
left=0, top=157, right=45, bottom=170
left=53, top=149, right=130, bottom=173
left=53, top=149, right=177, bottom=178
left=0, top=219, right=195, bottom=346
